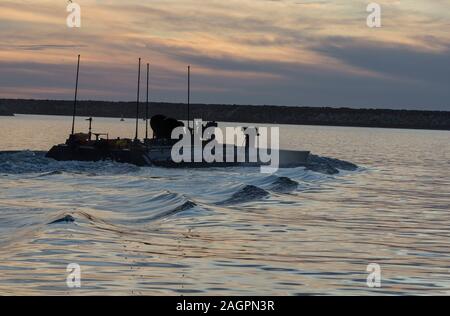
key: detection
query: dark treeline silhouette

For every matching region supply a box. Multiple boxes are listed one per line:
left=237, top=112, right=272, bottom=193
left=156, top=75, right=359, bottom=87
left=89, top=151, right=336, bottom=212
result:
left=0, top=103, right=14, bottom=116
left=1, top=99, right=450, bottom=131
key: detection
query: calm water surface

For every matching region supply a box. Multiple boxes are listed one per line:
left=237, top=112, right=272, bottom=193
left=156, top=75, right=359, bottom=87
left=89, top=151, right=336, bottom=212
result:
left=0, top=114, right=449, bottom=295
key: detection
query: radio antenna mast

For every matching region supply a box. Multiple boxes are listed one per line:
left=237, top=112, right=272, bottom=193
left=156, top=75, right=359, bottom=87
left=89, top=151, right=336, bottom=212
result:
left=145, top=63, right=149, bottom=140
left=187, top=65, right=191, bottom=134
left=71, top=54, right=80, bottom=135
left=134, top=58, right=141, bottom=140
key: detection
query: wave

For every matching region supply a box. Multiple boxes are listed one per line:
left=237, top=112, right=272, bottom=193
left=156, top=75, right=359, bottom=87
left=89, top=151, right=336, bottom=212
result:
left=0, top=151, right=140, bottom=175
left=253, top=175, right=301, bottom=193
left=44, top=199, right=200, bottom=238
left=268, top=176, right=299, bottom=193
left=90, top=188, right=209, bottom=225
left=0, top=151, right=359, bottom=177
left=217, top=185, right=270, bottom=205
left=306, top=154, right=358, bottom=175
left=36, top=170, right=64, bottom=177
left=146, top=200, right=198, bottom=221
left=49, top=214, right=75, bottom=224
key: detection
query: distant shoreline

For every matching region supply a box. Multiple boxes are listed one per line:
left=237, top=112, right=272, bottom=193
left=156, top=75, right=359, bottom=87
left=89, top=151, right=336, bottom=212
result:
left=1, top=99, right=449, bottom=131
left=0, top=106, right=14, bottom=117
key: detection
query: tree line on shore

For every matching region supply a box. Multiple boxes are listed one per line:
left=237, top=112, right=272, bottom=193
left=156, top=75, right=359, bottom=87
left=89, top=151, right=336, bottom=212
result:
left=1, top=99, right=449, bottom=131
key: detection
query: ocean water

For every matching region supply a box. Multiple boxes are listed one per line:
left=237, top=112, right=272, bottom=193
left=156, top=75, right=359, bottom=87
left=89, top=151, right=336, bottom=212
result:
left=0, top=114, right=449, bottom=295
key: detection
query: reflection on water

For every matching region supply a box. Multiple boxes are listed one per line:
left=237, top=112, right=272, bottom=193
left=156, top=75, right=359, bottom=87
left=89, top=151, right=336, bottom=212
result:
left=0, top=115, right=449, bottom=295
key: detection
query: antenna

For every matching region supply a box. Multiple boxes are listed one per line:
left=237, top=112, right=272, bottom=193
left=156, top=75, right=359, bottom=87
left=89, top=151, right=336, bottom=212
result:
left=135, top=58, right=141, bottom=140
left=86, top=117, right=92, bottom=140
left=71, top=54, right=80, bottom=135
left=187, top=65, right=191, bottom=134
left=145, top=63, right=149, bottom=140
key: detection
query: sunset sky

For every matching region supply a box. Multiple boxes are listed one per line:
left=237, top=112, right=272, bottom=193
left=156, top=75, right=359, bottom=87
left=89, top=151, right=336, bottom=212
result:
left=0, top=0, right=449, bottom=109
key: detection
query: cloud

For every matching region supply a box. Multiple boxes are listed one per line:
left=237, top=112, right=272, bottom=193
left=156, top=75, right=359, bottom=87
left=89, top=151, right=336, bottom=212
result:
left=313, top=36, right=450, bottom=86
left=10, top=44, right=87, bottom=51
left=0, top=0, right=449, bottom=110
